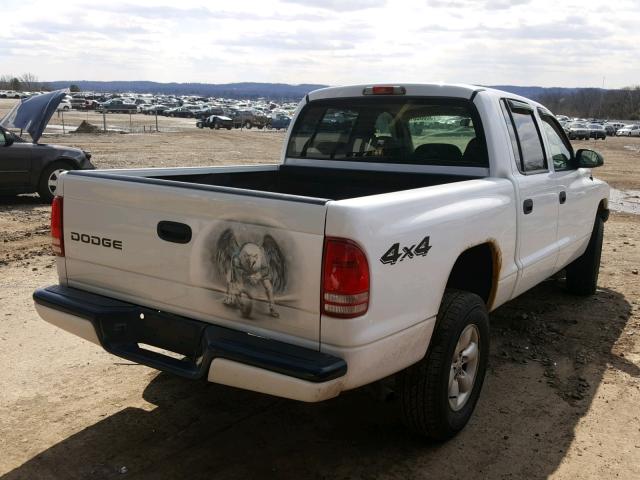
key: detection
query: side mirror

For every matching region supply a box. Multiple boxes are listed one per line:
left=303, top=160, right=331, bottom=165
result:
left=576, top=149, right=604, bottom=168
left=3, top=135, right=14, bottom=147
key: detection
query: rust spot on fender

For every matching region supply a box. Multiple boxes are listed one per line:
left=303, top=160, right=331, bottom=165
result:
left=486, top=239, right=502, bottom=311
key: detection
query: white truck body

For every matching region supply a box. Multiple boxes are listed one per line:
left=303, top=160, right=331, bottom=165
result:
left=34, top=83, right=609, bottom=415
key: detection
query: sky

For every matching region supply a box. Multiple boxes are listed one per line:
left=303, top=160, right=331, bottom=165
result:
left=1, top=0, right=639, bottom=88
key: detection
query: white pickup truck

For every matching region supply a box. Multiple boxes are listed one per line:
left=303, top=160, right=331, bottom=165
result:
left=34, top=84, right=609, bottom=440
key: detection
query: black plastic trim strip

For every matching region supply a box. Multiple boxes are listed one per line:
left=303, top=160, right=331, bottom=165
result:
left=34, top=285, right=347, bottom=383
left=66, top=170, right=330, bottom=206
left=470, top=88, right=485, bottom=101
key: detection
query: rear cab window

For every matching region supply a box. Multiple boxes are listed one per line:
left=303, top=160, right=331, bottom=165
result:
left=286, top=97, right=488, bottom=167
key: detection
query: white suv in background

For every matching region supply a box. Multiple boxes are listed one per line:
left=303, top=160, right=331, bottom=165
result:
left=616, top=124, right=640, bottom=136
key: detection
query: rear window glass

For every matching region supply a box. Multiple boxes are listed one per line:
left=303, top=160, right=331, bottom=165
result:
left=286, top=98, right=487, bottom=167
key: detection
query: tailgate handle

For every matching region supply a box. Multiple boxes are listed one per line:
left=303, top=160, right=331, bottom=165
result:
left=157, top=221, right=192, bottom=244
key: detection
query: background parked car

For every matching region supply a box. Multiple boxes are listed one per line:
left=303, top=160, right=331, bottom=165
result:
left=267, top=113, right=292, bottom=130
left=142, top=104, right=169, bottom=115
left=97, top=99, right=137, bottom=114
left=603, top=124, right=618, bottom=136
left=616, top=124, right=640, bottom=137
left=195, top=106, right=225, bottom=119
left=227, top=109, right=268, bottom=129
left=56, top=99, right=72, bottom=111
left=0, top=126, right=95, bottom=201
left=196, top=114, right=233, bottom=130
left=164, top=106, right=195, bottom=118
left=0, top=91, right=97, bottom=202
left=589, top=124, right=606, bottom=140
left=566, top=122, right=590, bottom=140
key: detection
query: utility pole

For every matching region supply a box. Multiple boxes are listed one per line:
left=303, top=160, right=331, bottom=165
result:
left=598, top=76, right=605, bottom=120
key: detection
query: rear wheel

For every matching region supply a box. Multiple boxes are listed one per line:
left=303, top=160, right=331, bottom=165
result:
left=244, top=121, right=252, bottom=129
left=38, top=161, right=74, bottom=203
left=566, top=216, right=604, bottom=295
left=398, top=289, right=489, bottom=441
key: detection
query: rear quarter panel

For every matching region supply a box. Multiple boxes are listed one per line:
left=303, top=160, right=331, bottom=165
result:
left=321, top=178, right=517, bottom=350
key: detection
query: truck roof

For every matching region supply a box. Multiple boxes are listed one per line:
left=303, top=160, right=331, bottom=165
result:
left=307, top=83, right=545, bottom=110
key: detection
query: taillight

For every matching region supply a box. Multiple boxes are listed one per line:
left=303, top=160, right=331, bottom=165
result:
left=51, top=196, right=64, bottom=256
left=322, top=238, right=369, bottom=318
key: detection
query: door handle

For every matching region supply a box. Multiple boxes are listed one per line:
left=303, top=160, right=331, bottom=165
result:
left=157, top=221, right=192, bottom=244
left=559, top=191, right=567, bottom=204
left=523, top=199, right=533, bottom=214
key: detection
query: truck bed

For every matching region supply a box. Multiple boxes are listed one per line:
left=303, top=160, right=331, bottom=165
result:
left=145, top=165, right=481, bottom=201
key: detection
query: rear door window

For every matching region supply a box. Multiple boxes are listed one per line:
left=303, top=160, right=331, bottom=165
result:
left=501, top=99, right=547, bottom=173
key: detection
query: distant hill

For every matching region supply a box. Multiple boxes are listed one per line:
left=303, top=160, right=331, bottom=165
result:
left=44, top=81, right=634, bottom=118
left=46, top=80, right=601, bottom=101
left=46, top=81, right=328, bottom=100
left=488, top=85, right=586, bottom=98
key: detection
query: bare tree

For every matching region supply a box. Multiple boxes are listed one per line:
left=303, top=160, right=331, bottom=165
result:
left=0, top=74, right=13, bottom=90
left=19, top=72, right=40, bottom=91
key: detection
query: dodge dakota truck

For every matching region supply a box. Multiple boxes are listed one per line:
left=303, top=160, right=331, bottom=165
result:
left=33, top=84, right=609, bottom=440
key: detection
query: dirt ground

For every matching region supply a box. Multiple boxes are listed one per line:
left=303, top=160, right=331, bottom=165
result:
left=1, top=102, right=639, bottom=479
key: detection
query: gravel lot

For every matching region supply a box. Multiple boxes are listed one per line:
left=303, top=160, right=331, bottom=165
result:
left=1, top=99, right=639, bottom=479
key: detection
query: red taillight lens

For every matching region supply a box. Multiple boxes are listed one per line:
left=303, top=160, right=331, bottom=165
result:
left=51, top=196, right=64, bottom=256
left=322, top=238, right=369, bottom=318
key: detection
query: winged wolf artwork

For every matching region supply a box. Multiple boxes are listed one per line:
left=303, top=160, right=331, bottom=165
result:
left=214, top=229, right=287, bottom=318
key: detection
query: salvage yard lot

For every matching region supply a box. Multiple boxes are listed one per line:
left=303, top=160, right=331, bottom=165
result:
left=1, top=99, right=639, bottom=479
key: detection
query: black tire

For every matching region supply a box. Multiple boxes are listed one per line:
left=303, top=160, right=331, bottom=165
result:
left=214, top=121, right=220, bottom=130
left=38, top=161, right=74, bottom=203
left=226, top=126, right=232, bottom=130
left=196, top=122, right=203, bottom=128
left=566, top=216, right=604, bottom=296
left=398, top=289, right=489, bottom=441
left=244, top=121, right=252, bottom=129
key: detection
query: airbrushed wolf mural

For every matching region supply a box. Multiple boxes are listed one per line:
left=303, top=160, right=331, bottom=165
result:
left=214, top=228, right=287, bottom=319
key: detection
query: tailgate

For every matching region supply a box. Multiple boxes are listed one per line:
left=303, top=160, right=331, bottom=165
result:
left=60, top=172, right=328, bottom=346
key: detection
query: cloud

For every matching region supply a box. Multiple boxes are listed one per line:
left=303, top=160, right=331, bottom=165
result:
left=1, top=0, right=639, bottom=88
left=427, top=0, right=531, bottom=8
left=20, top=19, right=152, bottom=36
left=420, top=16, right=611, bottom=41
left=86, top=3, right=326, bottom=22
left=227, top=29, right=371, bottom=51
left=280, top=0, right=386, bottom=11
left=483, top=0, right=531, bottom=9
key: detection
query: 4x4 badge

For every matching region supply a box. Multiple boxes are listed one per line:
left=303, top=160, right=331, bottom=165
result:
left=380, top=236, right=431, bottom=265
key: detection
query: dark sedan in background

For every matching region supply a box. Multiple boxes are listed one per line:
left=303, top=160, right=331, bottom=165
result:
left=0, top=126, right=94, bottom=202
left=0, top=90, right=96, bottom=202
left=588, top=124, right=606, bottom=140
left=163, top=107, right=195, bottom=118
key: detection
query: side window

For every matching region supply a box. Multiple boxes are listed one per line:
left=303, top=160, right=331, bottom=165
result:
left=540, top=116, right=574, bottom=171
left=501, top=99, right=547, bottom=173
